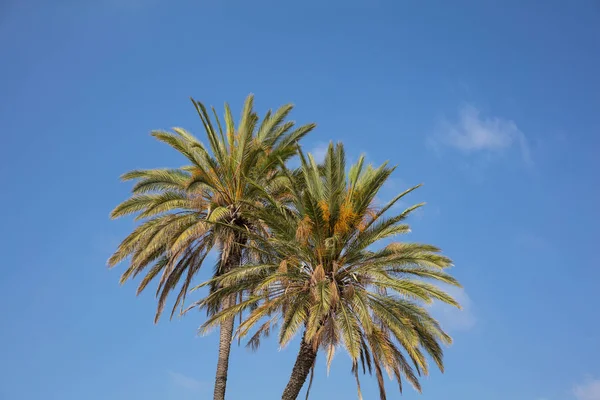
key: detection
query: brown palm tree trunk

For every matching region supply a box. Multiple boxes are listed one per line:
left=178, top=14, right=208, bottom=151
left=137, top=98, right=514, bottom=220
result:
left=213, top=294, right=235, bottom=400
left=281, top=333, right=318, bottom=400
left=213, top=236, right=244, bottom=400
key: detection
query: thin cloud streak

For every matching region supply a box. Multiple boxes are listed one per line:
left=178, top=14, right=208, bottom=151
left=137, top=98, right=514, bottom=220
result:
left=574, top=377, right=600, bottom=400
left=429, top=286, right=476, bottom=332
left=432, top=104, right=532, bottom=165
left=310, top=142, right=329, bottom=163
left=168, top=371, right=204, bottom=391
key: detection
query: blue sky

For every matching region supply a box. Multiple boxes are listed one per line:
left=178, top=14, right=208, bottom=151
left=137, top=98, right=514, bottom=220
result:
left=1, top=1, right=599, bottom=399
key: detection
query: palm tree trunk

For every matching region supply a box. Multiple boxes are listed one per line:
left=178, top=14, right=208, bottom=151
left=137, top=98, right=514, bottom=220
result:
left=281, top=333, right=318, bottom=400
left=213, top=236, right=244, bottom=400
left=213, top=294, right=235, bottom=400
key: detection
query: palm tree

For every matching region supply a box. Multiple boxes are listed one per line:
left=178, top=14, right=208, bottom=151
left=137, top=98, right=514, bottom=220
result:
left=199, top=142, right=462, bottom=399
left=108, top=94, right=316, bottom=400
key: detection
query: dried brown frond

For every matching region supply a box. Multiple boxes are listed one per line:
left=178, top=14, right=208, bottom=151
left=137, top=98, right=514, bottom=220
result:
left=278, top=260, right=288, bottom=273
left=343, top=284, right=355, bottom=299
left=312, top=264, right=325, bottom=285
left=296, top=215, right=313, bottom=245
left=330, top=280, right=340, bottom=307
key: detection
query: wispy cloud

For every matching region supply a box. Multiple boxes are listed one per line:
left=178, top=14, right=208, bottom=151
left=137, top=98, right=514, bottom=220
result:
left=429, top=286, right=476, bottom=332
left=168, top=371, right=204, bottom=392
left=432, top=104, right=532, bottom=165
left=574, top=377, right=600, bottom=400
left=310, top=142, right=329, bottom=163
left=515, top=233, right=549, bottom=252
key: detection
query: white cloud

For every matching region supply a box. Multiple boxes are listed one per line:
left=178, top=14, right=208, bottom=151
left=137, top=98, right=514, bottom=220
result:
left=310, top=142, right=329, bottom=163
left=287, top=142, right=329, bottom=169
left=429, top=286, right=476, bottom=332
left=574, top=377, right=600, bottom=400
left=433, top=104, right=531, bottom=165
left=168, top=371, right=203, bottom=391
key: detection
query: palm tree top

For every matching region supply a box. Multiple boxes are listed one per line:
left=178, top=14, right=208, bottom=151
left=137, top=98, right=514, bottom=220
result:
left=108, top=94, right=316, bottom=321
left=198, top=142, right=462, bottom=398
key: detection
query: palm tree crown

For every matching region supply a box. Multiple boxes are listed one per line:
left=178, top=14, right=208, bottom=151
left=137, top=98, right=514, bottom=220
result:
left=108, top=94, right=315, bottom=400
left=200, top=142, right=462, bottom=399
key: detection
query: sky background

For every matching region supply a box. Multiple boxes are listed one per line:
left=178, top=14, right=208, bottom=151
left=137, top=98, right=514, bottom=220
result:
left=1, top=1, right=599, bottom=399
